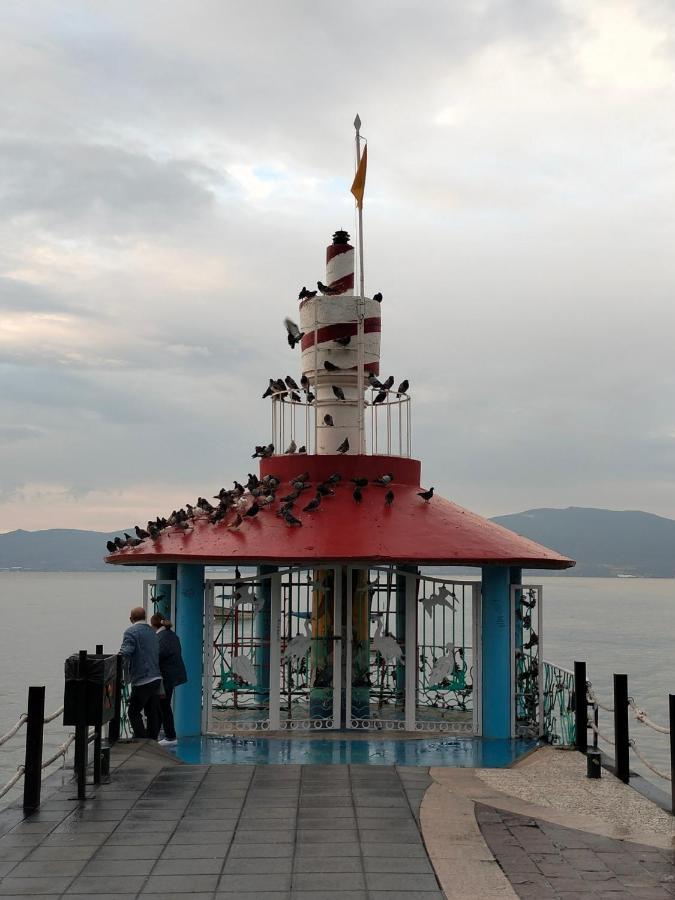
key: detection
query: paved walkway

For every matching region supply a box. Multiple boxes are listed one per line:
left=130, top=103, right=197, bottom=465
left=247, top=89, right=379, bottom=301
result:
left=0, top=743, right=442, bottom=899
left=1, top=743, right=675, bottom=899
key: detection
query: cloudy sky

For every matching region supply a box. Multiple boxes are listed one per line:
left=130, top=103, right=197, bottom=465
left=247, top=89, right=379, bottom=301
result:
left=2, top=0, right=675, bottom=533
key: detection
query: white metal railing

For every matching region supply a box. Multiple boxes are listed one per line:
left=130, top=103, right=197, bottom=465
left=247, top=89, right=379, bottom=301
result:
left=270, top=387, right=412, bottom=459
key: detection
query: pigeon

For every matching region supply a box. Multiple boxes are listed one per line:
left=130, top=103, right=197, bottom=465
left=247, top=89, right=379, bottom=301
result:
left=283, top=511, right=303, bottom=527
left=106, top=540, right=116, bottom=553
left=289, top=391, right=302, bottom=403
left=373, top=391, right=387, bottom=405
left=324, top=360, right=340, bottom=371
left=252, top=444, right=274, bottom=459
left=303, top=496, right=321, bottom=512
left=306, top=390, right=315, bottom=403
left=304, top=289, right=317, bottom=298
left=373, top=292, right=383, bottom=303
left=298, top=286, right=308, bottom=299
left=244, top=503, right=260, bottom=518
left=351, top=477, right=368, bottom=487
left=327, top=473, right=342, bottom=483
left=114, top=536, right=125, bottom=549
left=353, top=488, right=362, bottom=503
left=285, top=439, right=297, bottom=454
left=367, top=372, right=383, bottom=389
left=280, top=490, right=300, bottom=503
left=246, top=474, right=260, bottom=491
left=291, top=471, right=310, bottom=483
left=273, top=378, right=287, bottom=393
left=285, top=375, right=299, bottom=391
left=262, top=379, right=276, bottom=399
left=284, top=317, right=304, bottom=348
left=228, top=513, right=243, bottom=531
left=385, top=489, right=395, bottom=506
left=397, top=379, right=409, bottom=395
left=323, top=414, right=334, bottom=427
left=316, top=483, right=335, bottom=497
left=233, top=481, right=246, bottom=496
left=317, top=280, right=340, bottom=295
left=298, top=445, right=307, bottom=454
left=135, top=525, right=149, bottom=539
left=374, top=473, right=393, bottom=486
left=336, top=437, right=349, bottom=454
left=301, top=374, right=310, bottom=391
left=418, top=487, right=435, bottom=502
left=334, top=335, right=351, bottom=346
left=332, top=385, right=346, bottom=401
left=382, top=375, right=395, bottom=390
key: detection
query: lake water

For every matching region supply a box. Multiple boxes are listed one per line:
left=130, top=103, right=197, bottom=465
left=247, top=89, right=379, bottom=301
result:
left=1, top=572, right=673, bottom=807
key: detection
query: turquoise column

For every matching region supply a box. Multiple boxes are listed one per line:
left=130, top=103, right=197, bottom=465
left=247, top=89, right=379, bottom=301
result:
left=254, top=566, right=276, bottom=706
left=481, top=566, right=511, bottom=739
left=174, top=564, right=205, bottom=737
left=155, top=564, right=177, bottom=619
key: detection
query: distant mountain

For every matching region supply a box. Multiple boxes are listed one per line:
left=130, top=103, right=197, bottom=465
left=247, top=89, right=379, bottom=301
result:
left=492, top=507, right=675, bottom=577
left=1, top=507, right=674, bottom=575
left=0, top=528, right=123, bottom=572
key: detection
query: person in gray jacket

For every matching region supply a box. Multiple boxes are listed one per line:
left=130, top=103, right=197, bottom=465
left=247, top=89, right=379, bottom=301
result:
left=150, top=613, right=187, bottom=746
left=120, top=607, right=161, bottom=739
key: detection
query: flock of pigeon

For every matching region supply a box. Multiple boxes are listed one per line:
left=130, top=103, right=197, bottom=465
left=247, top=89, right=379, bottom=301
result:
left=105, top=471, right=435, bottom=553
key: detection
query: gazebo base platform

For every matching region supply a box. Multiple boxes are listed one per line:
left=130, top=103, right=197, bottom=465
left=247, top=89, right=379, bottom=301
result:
left=163, top=734, right=538, bottom=767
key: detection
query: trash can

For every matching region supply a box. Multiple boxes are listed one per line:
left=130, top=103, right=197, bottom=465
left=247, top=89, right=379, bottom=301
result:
left=587, top=748, right=602, bottom=779
left=63, top=653, right=118, bottom=727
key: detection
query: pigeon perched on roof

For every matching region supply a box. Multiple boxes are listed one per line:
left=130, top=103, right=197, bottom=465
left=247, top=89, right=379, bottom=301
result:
left=317, top=281, right=340, bottom=295
left=285, top=375, right=299, bottom=391
left=374, top=473, right=393, bottom=486
left=373, top=391, right=387, bottom=405
left=418, top=487, right=435, bottom=502
left=303, top=496, right=321, bottom=512
left=385, top=490, right=395, bottom=506
left=351, top=477, right=368, bottom=487
left=332, top=385, right=346, bottom=401
left=336, top=437, right=349, bottom=454
left=323, top=414, right=334, bottom=427
left=327, top=473, right=342, bottom=484
left=373, top=292, right=382, bottom=303
left=382, top=375, right=395, bottom=390
left=135, top=525, right=149, bottom=539
left=106, top=540, right=116, bottom=553
left=285, top=439, right=297, bottom=454
left=284, top=317, right=304, bottom=348
left=228, top=513, right=243, bottom=531
left=397, top=379, right=409, bottom=395
left=353, top=488, right=362, bottom=503
left=367, top=372, right=383, bottom=389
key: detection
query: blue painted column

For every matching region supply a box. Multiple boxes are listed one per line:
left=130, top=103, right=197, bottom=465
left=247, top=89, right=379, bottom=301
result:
left=481, top=566, right=511, bottom=739
left=155, top=564, right=177, bottom=619
left=254, top=566, right=276, bottom=706
left=174, top=564, right=205, bottom=737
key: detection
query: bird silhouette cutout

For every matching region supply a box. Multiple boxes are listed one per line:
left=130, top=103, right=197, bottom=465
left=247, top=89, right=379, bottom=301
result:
left=283, top=620, right=312, bottom=664
left=371, top=614, right=403, bottom=663
left=232, top=584, right=265, bottom=614
left=420, top=584, right=458, bottom=616
left=231, top=654, right=256, bottom=685
left=428, top=644, right=457, bottom=686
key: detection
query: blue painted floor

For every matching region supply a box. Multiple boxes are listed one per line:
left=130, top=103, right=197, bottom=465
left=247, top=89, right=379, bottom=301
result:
left=168, top=735, right=537, bottom=767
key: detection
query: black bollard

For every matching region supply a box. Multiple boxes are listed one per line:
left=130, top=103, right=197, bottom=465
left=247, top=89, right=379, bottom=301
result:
left=74, top=650, right=89, bottom=801
left=669, top=695, right=675, bottom=816
left=613, top=673, right=630, bottom=783
left=587, top=747, right=602, bottom=779
left=574, top=661, right=587, bottom=753
left=23, top=686, right=46, bottom=811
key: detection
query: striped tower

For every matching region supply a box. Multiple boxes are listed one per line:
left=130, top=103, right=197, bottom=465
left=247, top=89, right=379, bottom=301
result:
left=299, top=230, right=381, bottom=455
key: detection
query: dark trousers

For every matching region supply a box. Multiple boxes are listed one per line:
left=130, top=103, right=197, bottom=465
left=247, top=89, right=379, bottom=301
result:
left=128, top=680, right=161, bottom=739
left=159, top=684, right=177, bottom=740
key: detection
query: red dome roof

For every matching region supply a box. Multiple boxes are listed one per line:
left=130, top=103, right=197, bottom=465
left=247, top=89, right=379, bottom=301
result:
left=104, top=455, right=574, bottom=570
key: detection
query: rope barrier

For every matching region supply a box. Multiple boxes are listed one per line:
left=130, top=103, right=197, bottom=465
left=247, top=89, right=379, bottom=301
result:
left=43, top=706, right=64, bottom=724
left=589, top=720, right=615, bottom=745
left=0, top=715, right=28, bottom=747
left=0, top=767, right=25, bottom=800
left=628, top=699, right=670, bottom=735
left=41, top=734, right=75, bottom=770
left=629, top=739, right=672, bottom=782
left=586, top=686, right=614, bottom=713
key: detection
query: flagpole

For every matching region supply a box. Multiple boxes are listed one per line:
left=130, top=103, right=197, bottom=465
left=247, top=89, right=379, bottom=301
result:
left=354, top=114, right=365, bottom=455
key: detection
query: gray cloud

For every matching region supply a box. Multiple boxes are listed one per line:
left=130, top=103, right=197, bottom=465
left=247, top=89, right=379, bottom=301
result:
left=1, top=0, right=675, bottom=531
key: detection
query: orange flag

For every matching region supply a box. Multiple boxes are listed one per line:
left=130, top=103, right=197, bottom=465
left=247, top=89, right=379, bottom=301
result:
left=350, top=145, right=367, bottom=208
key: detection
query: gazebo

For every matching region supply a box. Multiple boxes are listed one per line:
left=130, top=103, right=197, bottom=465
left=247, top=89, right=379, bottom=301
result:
left=106, top=192, right=574, bottom=743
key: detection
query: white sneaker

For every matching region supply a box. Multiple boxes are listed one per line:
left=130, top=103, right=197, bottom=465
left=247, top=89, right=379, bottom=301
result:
left=158, top=738, right=178, bottom=746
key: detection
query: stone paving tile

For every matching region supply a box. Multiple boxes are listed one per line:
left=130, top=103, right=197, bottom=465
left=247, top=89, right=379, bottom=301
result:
left=476, top=802, right=675, bottom=900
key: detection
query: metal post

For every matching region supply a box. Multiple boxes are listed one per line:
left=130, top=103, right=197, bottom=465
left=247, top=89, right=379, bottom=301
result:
left=613, top=673, right=629, bottom=783
left=75, top=650, right=89, bottom=801
left=108, top=654, right=123, bottom=744
left=23, top=685, right=46, bottom=812
left=669, top=695, right=675, bottom=816
left=92, top=644, right=103, bottom=785
left=574, top=661, right=587, bottom=753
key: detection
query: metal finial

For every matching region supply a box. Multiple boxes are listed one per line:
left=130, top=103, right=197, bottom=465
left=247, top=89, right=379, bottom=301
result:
left=354, top=114, right=361, bottom=131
